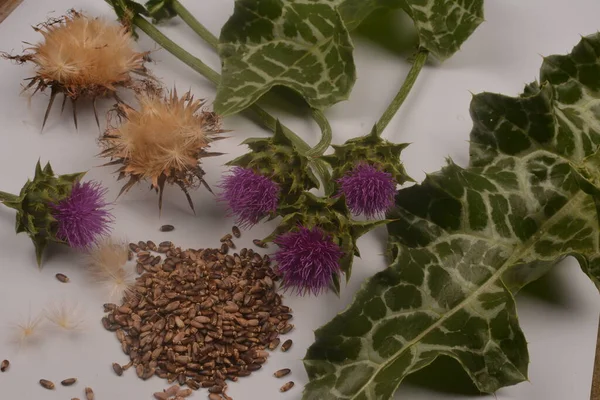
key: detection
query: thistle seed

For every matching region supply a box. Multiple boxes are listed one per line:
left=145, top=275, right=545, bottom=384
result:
left=55, top=273, right=69, bottom=283
left=61, top=378, right=77, bottom=386
left=274, top=368, right=291, bottom=378
left=232, top=226, right=241, bottom=238
left=220, top=233, right=232, bottom=242
left=85, top=387, right=94, bottom=400
left=209, top=394, right=222, bottom=400
left=153, top=392, right=169, bottom=400
left=39, top=379, right=55, bottom=390
left=160, top=224, right=175, bottom=232
left=0, top=360, right=8, bottom=372
left=252, top=239, right=267, bottom=248
left=281, top=339, right=293, bottom=352
left=112, top=362, right=123, bottom=376
left=280, top=381, right=295, bottom=392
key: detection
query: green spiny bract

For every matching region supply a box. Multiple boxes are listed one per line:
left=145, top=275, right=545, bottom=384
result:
left=226, top=121, right=320, bottom=205
left=0, top=161, right=85, bottom=266
left=264, top=192, right=389, bottom=294
left=322, top=124, right=412, bottom=185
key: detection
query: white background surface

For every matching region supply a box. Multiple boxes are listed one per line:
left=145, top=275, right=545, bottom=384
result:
left=0, top=0, right=599, bottom=399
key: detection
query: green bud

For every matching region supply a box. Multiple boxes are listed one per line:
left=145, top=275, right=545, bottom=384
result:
left=227, top=121, right=320, bottom=204
left=323, top=124, right=412, bottom=185
left=0, top=161, right=85, bottom=266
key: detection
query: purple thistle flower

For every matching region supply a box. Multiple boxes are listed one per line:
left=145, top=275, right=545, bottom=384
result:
left=219, top=167, right=280, bottom=228
left=274, top=226, right=343, bottom=296
left=51, top=181, right=113, bottom=249
left=337, top=163, right=397, bottom=218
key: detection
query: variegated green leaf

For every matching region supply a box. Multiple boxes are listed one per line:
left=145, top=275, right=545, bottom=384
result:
left=303, top=33, right=600, bottom=399
left=336, top=0, right=484, bottom=60
left=215, top=0, right=355, bottom=116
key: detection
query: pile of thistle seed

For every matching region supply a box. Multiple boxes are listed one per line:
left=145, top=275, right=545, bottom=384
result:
left=102, top=239, right=293, bottom=399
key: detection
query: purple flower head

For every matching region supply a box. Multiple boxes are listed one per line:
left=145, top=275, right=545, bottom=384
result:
left=337, top=163, right=397, bottom=218
left=274, top=226, right=343, bottom=296
left=219, top=167, right=280, bottom=228
left=51, top=180, right=113, bottom=249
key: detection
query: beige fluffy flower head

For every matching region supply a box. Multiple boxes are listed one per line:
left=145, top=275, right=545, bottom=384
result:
left=100, top=88, right=225, bottom=212
left=2, top=10, right=148, bottom=129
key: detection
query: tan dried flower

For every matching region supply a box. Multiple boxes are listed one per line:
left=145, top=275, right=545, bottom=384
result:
left=100, top=88, right=226, bottom=212
left=11, top=309, right=46, bottom=347
left=45, top=300, right=85, bottom=331
left=2, top=10, right=149, bottom=129
left=87, top=237, right=134, bottom=301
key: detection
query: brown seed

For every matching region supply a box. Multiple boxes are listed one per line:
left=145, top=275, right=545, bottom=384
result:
left=153, top=392, right=169, bottom=400
left=253, top=239, right=267, bottom=248
left=274, top=368, right=291, bottom=378
left=72, top=398, right=81, bottom=400
left=165, top=385, right=180, bottom=396
left=160, top=224, right=175, bottom=232
left=0, top=359, right=8, bottom=372
left=281, top=339, right=293, bottom=352
left=112, top=363, right=123, bottom=376
left=85, top=387, right=95, bottom=400
left=39, top=379, right=55, bottom=390
left=220, top=234, right=232, bottom=242
left=232, top=226, right=241, bottom=238
left=209, top=385, right=224, bottom=394
left=209, top=394, right=222, bottom=400
left=219, top=243, right=228, bottom=254
left=55, top=273, right=69, bottom=283
left=280, top=381, right=294, bottom=392
left=61, top=378, right=77, bottom=386
left=176, top=388, right=193, bottom=397
left=268, top=338, right=280, bottom=350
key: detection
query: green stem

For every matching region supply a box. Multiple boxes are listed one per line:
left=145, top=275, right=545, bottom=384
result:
left=132, top=15, right=311, bottom=153
left=172, top=0, right=218, bottom=50
left=375, top=49, right=428, bottom=134
left=307, top=109, right=332, bottom=157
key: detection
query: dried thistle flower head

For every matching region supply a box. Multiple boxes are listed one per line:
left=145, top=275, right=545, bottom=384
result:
left=87, top=237, right=134, bottom=300
left=100, top=88, right=226, bottom=213
left=45, top=300, right=85, bottom=331
left=2, top=10, right=149, bottom=129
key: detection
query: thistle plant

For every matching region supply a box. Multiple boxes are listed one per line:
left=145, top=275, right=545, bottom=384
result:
left=0, top=161, right=113, bottom=266
left=1, top=10, right=150, bottom=130
left=99, top=88, right=225, bottom=213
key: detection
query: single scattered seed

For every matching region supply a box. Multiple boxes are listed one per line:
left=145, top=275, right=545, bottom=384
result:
left=61, top=378, right=77, bottom=386
left=274, top=368, right=291, bottom=378
left=160, top=224, right=175, bottom=232
left=268, top=338, right=280, bottom=350
left=112, top=363, right=123, bottom=376
left=220, top=233, right=232, bottom=242
left=252, top=239, right=267, bottom=248
left=72, top=398, right=81, bottom=400
left=39, top=379, right=55, bottom=390
left=280, top=381, right=295, bottom=392
left=0, top=359, right=9, bottom=372
left=281, top=339, right=293, bottom=352
left=55, top=273, right=69, bottom=283
left=85, top=387, right=94, bottom=400
left=232, top=226, right=241, bottom=238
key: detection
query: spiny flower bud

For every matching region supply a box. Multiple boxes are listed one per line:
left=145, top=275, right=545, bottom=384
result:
left=219, top=167, right=280, bottom=228
left=0, top=161, right=113, bottom=266
left=265, top=192, right=389, bottom=292
left=274, top=226, right=343, bottom=296
left=337, top=162, right=397, bottom=218
left=323, top=125, right=411, bottom=213
left=227, top=121, right=319, bottom=204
